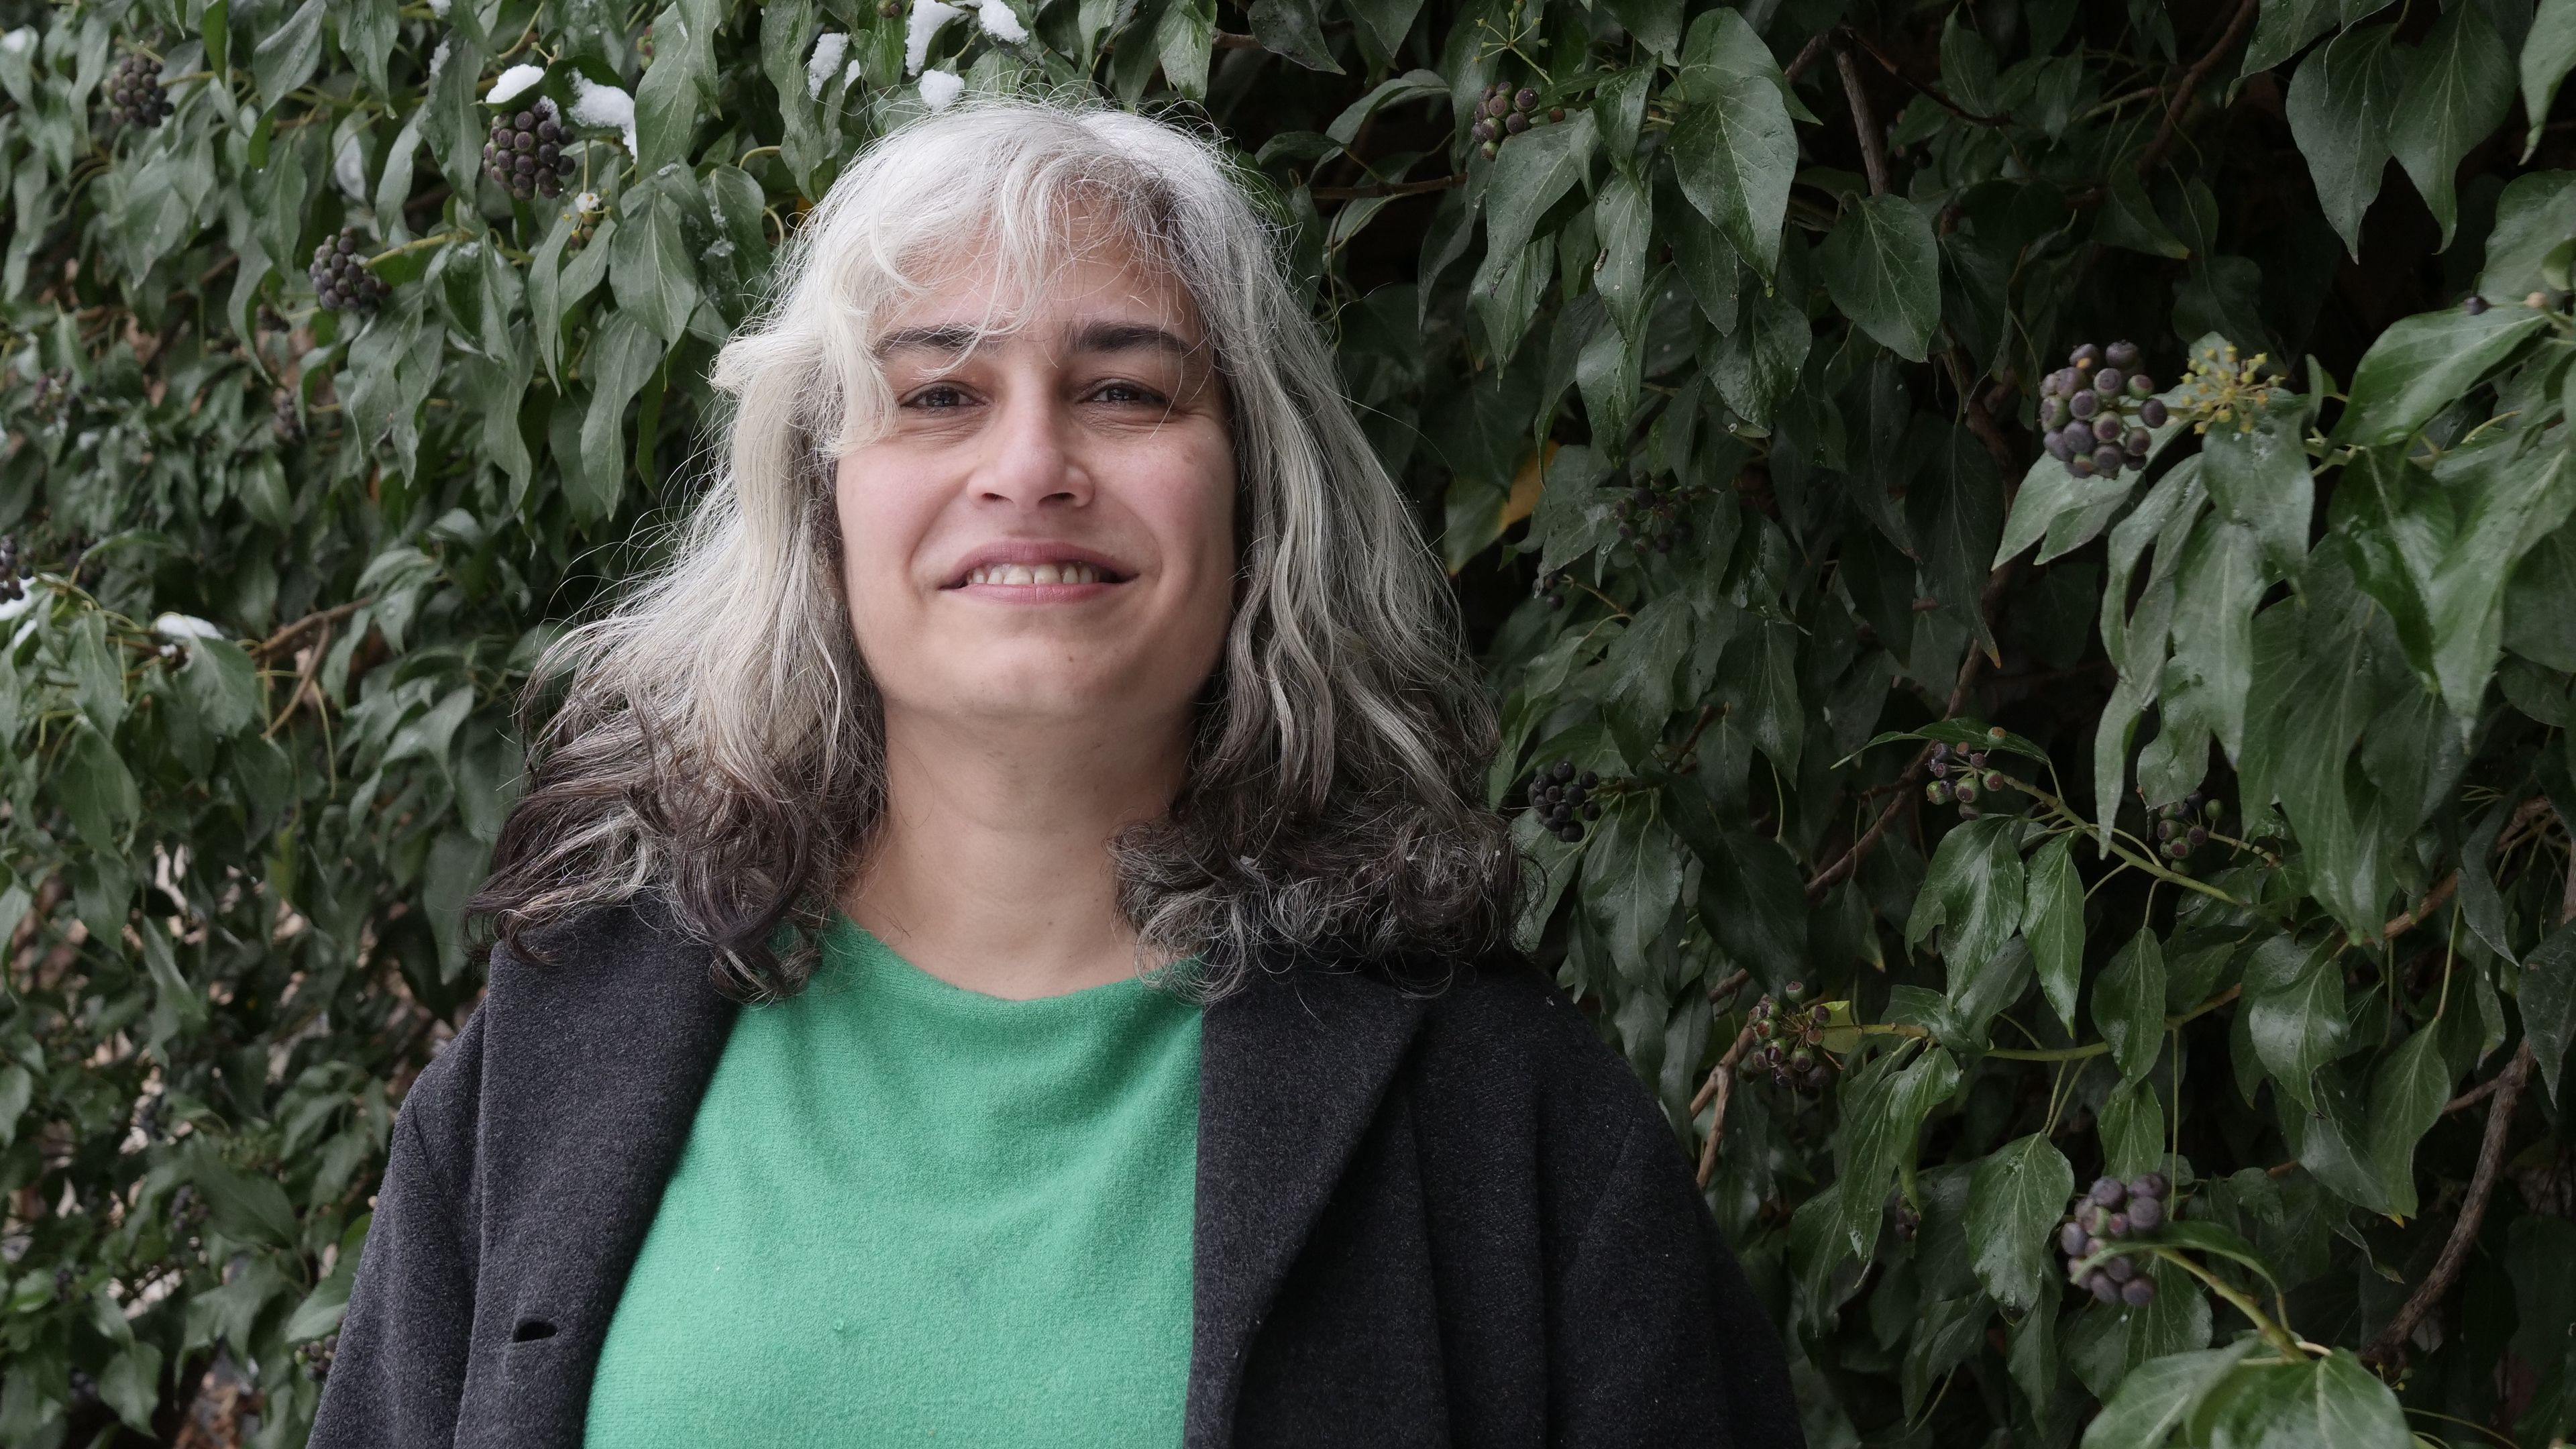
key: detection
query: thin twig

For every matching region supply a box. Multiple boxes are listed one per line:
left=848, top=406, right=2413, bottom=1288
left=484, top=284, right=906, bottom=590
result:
left=252, top=598, right=370, bottom=660
left=1782, top=30, right=1833, bottom=83
left=1832, top=38, right=1890, bottom=197
left=1807, top=569, right=2008, bottom=899
left=2440, top=1074, right=2504, bottom=1116
left=2361, top=1040, right=2534, bottom=1371
left=1695, top=1020, right=1762, bottom=1187
left=2136, top=0, right=2260, bottom=177
left=1308, top=173, right=1463, bottom=201
left=1843, top=28, right=2010, bottom=127
left=1706, top=967, right=1750, bottom=1004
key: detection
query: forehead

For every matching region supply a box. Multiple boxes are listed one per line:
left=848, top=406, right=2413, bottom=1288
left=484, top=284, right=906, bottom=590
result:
left=869, top=205, right=1205, bottom=350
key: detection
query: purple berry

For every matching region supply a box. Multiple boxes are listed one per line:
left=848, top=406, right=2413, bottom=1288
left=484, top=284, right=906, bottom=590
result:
left=2121, top=1277, right=2156, bottom=1307
left=2126, top=1195, right=2163, bottom=1232
left=2464, top=295, right=2489, bottom=315
left=2103, top=1254, right=2135, bottom=1283
left=2095, top=368, right=2125, bottom=394
left=2060, top=1222, right=2088, bottom=1256
left=2092, top=445, right=2125, bottom=476
left=2133, top=1173, right=2169, bottom=1198
left=2093, top=416, right=2123, bottom=443
left=2139, top=398, right=2169, bottom=428
left=2089, top=1177, right=2127, bottom=1208
left=2070, top=390, right=2098, bottom=420
left=2105, top=340, right=2140, bottom=370
left=2088, top=1271, right=2121, bottom=1305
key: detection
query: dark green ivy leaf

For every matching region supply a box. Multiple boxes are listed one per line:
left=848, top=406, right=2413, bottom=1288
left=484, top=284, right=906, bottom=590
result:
left=1819, top=194, right=1941, bottom=361
left=2023, top=834, right=2085, bottom=1031
left=2094, top=928, right=2167, bottom=1087
left=1965, top=1132, right=2074, bottom=1314
left=2387, top=1, right=2514, bottom=250
left=2285, top=22, right=2406, bottom=260
left=2524, top=917, right=2576, bottom=1101
left=1907, top=815, right=2026, bottom=978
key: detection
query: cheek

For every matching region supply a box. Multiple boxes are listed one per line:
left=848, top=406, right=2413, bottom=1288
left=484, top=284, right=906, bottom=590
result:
left=832, top=456, right=937, bottom=614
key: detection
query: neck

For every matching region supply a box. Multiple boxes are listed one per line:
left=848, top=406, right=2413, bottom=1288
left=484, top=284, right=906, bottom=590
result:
left=841, top=704, right=1191, bottom=1000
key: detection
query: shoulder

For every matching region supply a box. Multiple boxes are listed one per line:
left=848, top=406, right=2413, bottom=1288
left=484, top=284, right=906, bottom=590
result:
left=1405, top=953, right=1658, bottom=1111
left=1324, top=951, right=1676, bottom=1186
left=399, top=899, right=731, bottom=1156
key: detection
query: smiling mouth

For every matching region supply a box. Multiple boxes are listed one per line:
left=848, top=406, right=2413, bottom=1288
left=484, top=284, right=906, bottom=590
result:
left=959, top=561, right=1122, bottom=587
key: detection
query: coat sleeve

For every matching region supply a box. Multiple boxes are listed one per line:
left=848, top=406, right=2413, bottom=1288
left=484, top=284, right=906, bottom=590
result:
left=308, top=1009, right=486, bottom=1448
left=1550, top=1113, right=1805, bottom=1449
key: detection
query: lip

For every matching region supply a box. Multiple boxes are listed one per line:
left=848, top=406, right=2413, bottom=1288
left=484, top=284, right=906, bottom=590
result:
left=940, top=539, right=1135, bottom=600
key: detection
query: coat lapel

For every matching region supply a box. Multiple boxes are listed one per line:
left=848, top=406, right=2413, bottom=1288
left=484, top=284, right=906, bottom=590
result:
left=466, top=904, right=737, bottom=1448
left=1184, top=960, right=1431, bottom=1448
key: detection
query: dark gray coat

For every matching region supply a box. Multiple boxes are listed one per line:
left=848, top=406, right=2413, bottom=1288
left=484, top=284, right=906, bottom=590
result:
left=308, top=905, right=1802, bottom=1447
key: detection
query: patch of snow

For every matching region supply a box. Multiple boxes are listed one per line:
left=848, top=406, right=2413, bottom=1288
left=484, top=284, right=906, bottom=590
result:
left=0, top=585, right=36, bottom=625
left=427, top=38, right=451, bottom=80
left=0, top=28, right=36, bottom=56
left=806, top=32, right=847, bottom=99
left=906, top=0, right=961, bottom=75
left=152, top=613, right=226, bottom=642
left=571, top=76, right=638, bottom=158
left=426, top=0, right=450, bottom=16
left=918, top=68, right=964, bottom=110
left=332, top=132, right=369, bottom=199
left=483, top=63, right=545, bottom=106
left=973, top=0, right=1028, bottom=45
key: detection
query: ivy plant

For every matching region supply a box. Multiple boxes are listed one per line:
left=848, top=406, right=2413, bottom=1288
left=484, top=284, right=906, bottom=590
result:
left=2, top=0, right=2575, bottom=1443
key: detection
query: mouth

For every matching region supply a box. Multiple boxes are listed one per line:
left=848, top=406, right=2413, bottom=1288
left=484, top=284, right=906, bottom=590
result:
left=959, top=560, right=1116, bottom=587
left=942, top=543, right=1134, bottom=593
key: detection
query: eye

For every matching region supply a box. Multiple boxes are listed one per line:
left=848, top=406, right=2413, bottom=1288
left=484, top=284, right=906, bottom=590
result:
left=906, top=383, right=973, bottom=410
left=1090, top=380, right=1167, bottom=407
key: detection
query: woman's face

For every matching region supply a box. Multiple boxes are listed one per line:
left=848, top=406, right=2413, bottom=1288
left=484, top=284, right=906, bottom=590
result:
left=834, top=229, right=1236, bottom=742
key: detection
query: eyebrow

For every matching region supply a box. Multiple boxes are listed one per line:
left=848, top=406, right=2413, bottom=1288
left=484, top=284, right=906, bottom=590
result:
left=870, top=320, right=1199, bottom=361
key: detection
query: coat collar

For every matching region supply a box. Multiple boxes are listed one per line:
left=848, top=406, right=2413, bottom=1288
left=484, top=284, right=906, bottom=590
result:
left=475, top=914, right=1430, bottom=1448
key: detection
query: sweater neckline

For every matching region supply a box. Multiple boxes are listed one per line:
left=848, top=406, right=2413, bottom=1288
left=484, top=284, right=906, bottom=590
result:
left=816, top=914, right=1190, bottom=1011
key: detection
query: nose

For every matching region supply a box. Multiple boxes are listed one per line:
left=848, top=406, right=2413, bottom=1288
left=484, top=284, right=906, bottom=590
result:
left=973, top=376, right=1091, bottom=511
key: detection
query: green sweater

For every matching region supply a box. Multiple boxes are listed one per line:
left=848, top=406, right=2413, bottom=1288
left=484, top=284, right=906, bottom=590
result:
left=584, top=919, right=1204, bottom=1446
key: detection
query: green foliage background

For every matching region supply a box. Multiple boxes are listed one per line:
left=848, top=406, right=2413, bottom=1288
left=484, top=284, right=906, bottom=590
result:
left=3, top=0, right=2576, bottom=1440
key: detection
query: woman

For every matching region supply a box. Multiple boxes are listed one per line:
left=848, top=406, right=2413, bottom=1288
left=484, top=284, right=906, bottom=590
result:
left=310, top=98, right=1799, bottom=1448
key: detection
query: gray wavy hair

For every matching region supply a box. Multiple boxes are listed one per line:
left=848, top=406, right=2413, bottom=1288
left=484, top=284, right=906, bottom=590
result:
left=473, top=96, right=1517, bottom=998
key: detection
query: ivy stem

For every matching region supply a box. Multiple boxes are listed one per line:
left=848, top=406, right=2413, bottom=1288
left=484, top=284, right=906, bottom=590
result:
left=1997, top=773, right=2248, bottom=906
left=2145, top=1246, right=2304, bottom=1358
left=364, top=231, right=472, bottom=268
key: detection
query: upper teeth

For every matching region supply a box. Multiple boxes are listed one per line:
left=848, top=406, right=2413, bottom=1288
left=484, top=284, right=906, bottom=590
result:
left=966, top=561, right=1104, bottom=586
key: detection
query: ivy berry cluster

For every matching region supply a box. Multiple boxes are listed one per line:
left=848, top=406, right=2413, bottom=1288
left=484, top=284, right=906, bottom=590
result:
left=309, top=229, right=388, bottom=314
left=1529, top=568, right=1570, bottom=610
left=104, top=52, right=171, bottom=129
left=296, top=1332, right=338, bottom=1382
left=2058, top=1173, right=2167, bottom=1307
left=1616, top=482, right=1692, bottom=555
left=1923, top=741, right=2009, bottom=820
left=2150, top=792, right=2220, bottom=863
left=1741, top=983, right=1835, bottom=1094
left=1522, top=759, right=1598, bottom=843
left=2038, top=341, right=2167, bottom=480
left=0, top=535, right=22, bottom=604
left=271, top=388, right=301, bottom=443
left=1468, top=80, right=1564, bottom=159
left=484, top=101, right=577, bottom=201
